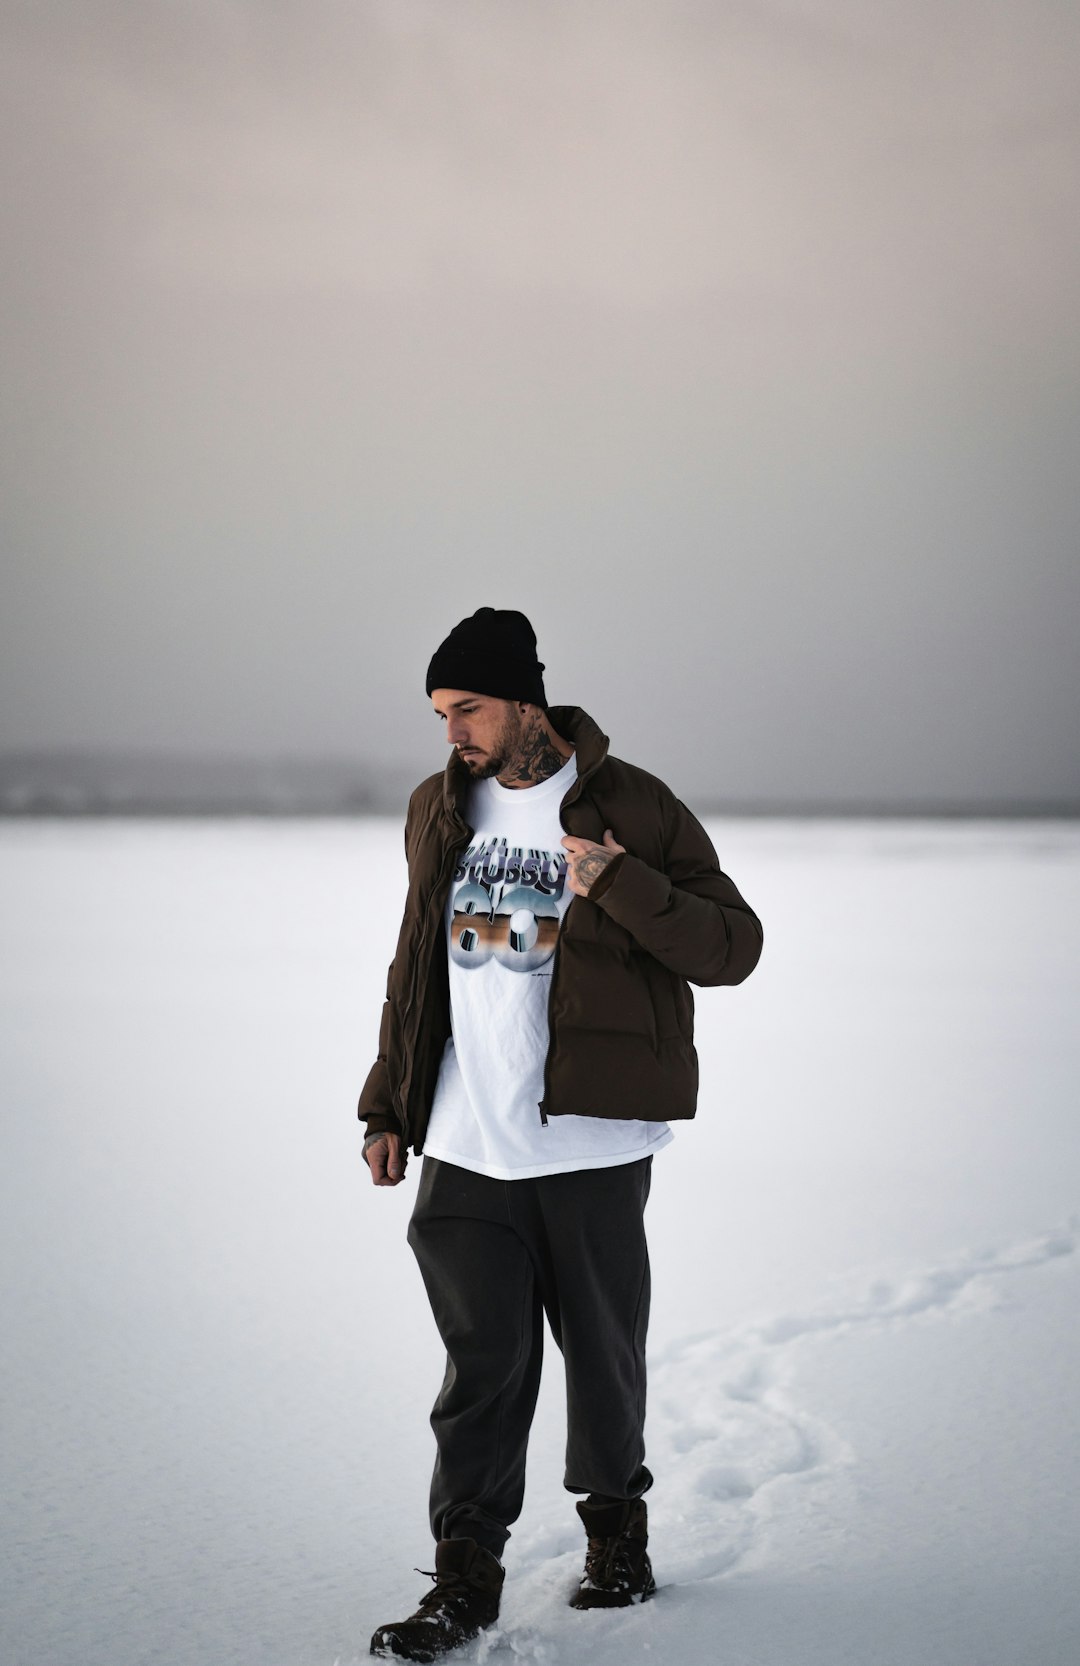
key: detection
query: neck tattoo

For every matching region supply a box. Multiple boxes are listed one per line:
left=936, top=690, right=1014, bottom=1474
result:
left=499, top=725, right=570, bottom=789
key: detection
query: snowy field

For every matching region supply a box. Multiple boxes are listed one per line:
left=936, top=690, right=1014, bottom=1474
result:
left=2, top=816, right=1079, bottom=1666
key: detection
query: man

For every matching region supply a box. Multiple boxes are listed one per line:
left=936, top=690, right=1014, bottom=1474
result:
left=360, top=608, right=762, bottom=1661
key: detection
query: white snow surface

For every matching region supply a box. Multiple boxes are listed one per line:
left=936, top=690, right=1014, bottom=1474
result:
left=2, top=817, right=1079, bottom=1666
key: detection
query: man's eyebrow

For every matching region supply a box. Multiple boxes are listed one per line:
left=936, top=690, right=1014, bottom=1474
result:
left=433, top=695, right=480, bottom=714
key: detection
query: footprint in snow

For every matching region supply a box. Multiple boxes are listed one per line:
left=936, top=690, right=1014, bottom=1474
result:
left=645, top=1219, right=1077, bottom=1588
left=472, top=1219, right=1077, bottom=1654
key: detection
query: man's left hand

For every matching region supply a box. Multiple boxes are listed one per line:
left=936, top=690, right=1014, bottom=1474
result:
left=562, top=828, right=626, bottom=898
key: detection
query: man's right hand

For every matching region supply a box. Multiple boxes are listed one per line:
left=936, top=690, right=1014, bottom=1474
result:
left=364, top=1132, right=406, bottom=1187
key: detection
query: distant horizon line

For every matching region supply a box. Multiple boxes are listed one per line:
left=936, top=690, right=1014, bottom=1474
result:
left=0, top=749, right=1076, bottom=820
left=3, top=800, right=1078, bottom=822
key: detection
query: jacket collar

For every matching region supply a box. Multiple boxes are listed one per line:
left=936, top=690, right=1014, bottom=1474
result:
left=440, top=705, right=610, bottom=825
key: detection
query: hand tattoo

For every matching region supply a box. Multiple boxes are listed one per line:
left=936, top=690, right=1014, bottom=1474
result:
left=575, top=850, right=614, bottom=892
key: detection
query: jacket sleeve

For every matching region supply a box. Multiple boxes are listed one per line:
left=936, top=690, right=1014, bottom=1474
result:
left=355, top=803, right=414, bottom=1135
left=586, top=793, right=763, bottom=986
left=356, top=955, right=402, bottom=1135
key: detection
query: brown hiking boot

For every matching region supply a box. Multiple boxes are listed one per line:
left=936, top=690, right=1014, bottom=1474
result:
left=370, top=1537, right=504, bottom=1662
left=569, top=1495, right=657, bottom=1609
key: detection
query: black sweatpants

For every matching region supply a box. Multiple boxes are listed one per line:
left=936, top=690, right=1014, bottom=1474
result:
left=406, top=1154, right=654, bottom=1560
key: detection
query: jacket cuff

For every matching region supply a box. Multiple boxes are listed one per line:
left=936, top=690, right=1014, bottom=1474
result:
left=588, top=850, right=671, bottom=923
left=584, top=849, right=626, bottom=903
left=359, top=1110, right=399, bottom=1138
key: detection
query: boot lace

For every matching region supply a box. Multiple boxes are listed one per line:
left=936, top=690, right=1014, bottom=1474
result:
left=583, top=1534, right=634, bottom=1591
left=412, top=1568, right=472, bottom=1618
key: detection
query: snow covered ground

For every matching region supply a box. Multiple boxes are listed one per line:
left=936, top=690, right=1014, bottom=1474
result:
left=2, top=816, right=1078, bottom=1666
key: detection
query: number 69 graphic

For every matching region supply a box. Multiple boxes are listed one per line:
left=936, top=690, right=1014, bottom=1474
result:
left=450, top=883, right=561, bottom=973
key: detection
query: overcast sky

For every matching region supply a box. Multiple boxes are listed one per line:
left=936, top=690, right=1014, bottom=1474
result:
left=2, top=0, right=1077, bottom=807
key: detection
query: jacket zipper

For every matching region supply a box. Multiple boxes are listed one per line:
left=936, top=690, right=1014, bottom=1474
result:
left=537, top=766, right=592, bottom=1127
left=537, top=929, right=561, bottom=1125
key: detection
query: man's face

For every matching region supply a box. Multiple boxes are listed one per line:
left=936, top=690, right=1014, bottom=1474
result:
left=430, top=688, right=526, bottom=779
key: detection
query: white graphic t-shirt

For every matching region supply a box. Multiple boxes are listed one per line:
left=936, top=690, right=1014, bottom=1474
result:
left=423, top=752, right=673, bottom=1180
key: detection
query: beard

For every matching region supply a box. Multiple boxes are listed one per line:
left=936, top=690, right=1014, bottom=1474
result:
left=460, top=703, right=528, bottom=779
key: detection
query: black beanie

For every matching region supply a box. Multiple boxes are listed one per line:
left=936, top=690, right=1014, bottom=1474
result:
left=425, top=608, right=547, bottom=707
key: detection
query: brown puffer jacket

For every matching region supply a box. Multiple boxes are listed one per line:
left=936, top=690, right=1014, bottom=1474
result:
left=358, top=706, right=763, bottom=1154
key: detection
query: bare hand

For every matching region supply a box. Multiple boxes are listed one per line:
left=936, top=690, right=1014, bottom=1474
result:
left=365, top=1132, right=406, bottom=1186
left=561, top=828, right=626, bottom=898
